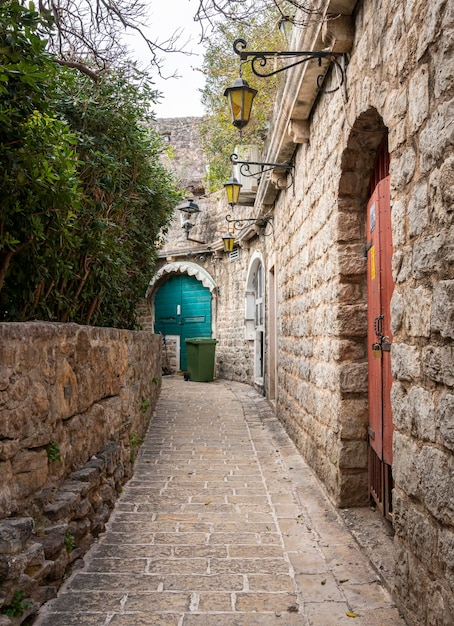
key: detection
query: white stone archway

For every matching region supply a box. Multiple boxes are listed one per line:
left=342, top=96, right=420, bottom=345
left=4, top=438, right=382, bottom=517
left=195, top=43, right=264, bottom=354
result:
left=245, top=251, right=265, bottom=386
left=146, top=261, right=217, bottom=295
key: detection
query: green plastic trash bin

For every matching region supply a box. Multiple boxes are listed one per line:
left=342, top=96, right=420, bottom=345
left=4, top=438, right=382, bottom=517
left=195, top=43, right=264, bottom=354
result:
left=185, top=338, right=217, bottom=382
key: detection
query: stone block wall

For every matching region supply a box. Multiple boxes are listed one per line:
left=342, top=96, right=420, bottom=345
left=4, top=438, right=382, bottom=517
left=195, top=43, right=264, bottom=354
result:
left=0, top=322, right=161, bottom=623
left=155, top=117, right=207, bottom=195
left=266, top=1, right=454, bottom=624
left=214, top=246, right=256, bottom=384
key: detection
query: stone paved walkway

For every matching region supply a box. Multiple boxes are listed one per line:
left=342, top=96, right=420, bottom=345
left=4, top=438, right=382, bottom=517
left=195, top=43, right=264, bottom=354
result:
left=35, top=376, right=406, bottom=626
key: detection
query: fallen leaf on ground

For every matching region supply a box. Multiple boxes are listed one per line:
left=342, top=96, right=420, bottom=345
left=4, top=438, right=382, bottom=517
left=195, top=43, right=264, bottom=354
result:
left=346, top=611, right=361, bottom=618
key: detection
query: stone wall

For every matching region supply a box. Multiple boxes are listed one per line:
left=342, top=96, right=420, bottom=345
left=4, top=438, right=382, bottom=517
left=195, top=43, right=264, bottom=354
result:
left=154, top=117, right=207, bottom=195
left=264, top=1, right=454, bottom=624
left=0, top=322, right=161, bottom=623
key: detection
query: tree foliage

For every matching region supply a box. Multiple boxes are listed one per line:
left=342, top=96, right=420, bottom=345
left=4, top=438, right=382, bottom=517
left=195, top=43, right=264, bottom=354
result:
left=199, top=11, right=284, bottom=191
left=0, top=0, right=83, bottom=292
left=0, top=1, right=182, bottom=328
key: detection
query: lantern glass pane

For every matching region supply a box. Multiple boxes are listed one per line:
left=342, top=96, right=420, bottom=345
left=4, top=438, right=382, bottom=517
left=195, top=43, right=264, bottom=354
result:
left=225, top=181, right=242, bottom=205
left=222, top=234, right=235, bottom=252
left=242, top=90, right=254, bottom=123
left=230, top=88, right=245, bottom=125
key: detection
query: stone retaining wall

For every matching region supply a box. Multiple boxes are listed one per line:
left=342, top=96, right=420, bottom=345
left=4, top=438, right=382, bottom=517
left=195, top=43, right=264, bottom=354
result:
left=0, top=322, right=161, bottom=624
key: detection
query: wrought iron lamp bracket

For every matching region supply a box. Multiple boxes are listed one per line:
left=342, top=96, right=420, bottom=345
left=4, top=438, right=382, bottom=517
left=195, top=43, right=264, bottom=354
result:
left=233, top=38, right=345, bottom=92
left=230, top=152, right=294, bottom=190
left=225, top=214, right=274, bottom=235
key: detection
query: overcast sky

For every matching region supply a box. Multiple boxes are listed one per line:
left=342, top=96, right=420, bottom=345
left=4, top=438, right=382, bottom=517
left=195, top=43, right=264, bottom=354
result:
left=123, top=0, right=206, bottom=119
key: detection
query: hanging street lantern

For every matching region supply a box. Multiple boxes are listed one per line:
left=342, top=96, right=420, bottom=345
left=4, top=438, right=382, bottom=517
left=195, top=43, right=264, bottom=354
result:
left=224, top=76, right=257, bottom=130
left=224, top=177, right=242, bottom=206
left=222, top=229, right=236, bottom=253
left=177, top=199, right=201, bottom=239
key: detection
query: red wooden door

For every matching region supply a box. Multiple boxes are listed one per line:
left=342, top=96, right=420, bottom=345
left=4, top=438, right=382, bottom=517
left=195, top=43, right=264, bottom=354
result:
left=366, top=141, right=394, bottom=519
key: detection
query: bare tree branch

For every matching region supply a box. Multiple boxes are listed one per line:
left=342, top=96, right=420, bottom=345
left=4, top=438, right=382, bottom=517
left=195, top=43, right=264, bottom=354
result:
left=55, top=58, right=100, bottom=81
left=194, top=0, right=334, bottom=35
left=30, top=0, right=191, bottom=77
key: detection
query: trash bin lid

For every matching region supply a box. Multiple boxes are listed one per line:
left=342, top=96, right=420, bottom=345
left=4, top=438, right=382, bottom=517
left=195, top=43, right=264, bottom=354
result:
left=185, top=337, right=217, bottom=344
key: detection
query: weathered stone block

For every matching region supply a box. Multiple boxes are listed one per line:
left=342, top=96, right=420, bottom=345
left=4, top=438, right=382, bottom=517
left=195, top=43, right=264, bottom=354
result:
left=0, top=463, right=12, bottom=518
left=337, top=243, right=366, bottom=276
left=422, top=345, right=454, bottom=387
left=68, top=517, right=91, bottom=542
left=392, top=246, right=413, bottom=283
left=339, top=363, right=368, bottom=394
left=403, top=285, right=432, bottom=338
left=61, top=480, right=90, bottom=498
left=439, top=526, right=454, bottom=572
left=0, top=380, right=49, bottom=439
left=439, top=156, right=454, bottom=208
left=394, top=536, right=429, bottom=621
left=337, top=471, right=369, bottom=507
left=338, top=440, right=368, bottom=469
left=391, top=343, right=421, bottom=382
left=391, top=381, right=410, bottom=431
left=408, top=386, right=436, bottom=441
left=5, top=543, right=45, bottom=580
left=338, top=398, right=368, bottom=440
left=393, top=492, right=437, bottom=569
left=11, top=449, right=47, bottom=476
left=336, top=305, right=367, bottom=337
left=74, top=499, right=94, bottom=520
left=431, top=280, right=454, bottom=339
left=419, top=445, right=454, bottom=525
left=49, top=358, right=78, bottom=422
left=44, top=491, right=81, bottom=521
left=437, top=393, right=454, bottom=451
left=413, top=228, right=454, bottom=280
left=408, top=64, right=430, bottom=133
left=11, top=450, right=48, bottom=499
left=393, top=432, right=421, bottom=498
left=69, top=467, right=100, bottom=485
left=419, top=98, right=454, bottom=173
left=0, top=440, right=19, bottom=463
left=390, top=146, right=416, bottom=187
left=32, top=524, right=66, bottom=560
left=426, top=579, right=454, bottom=626
left=408, top=179, right=429, bottom=237
left=98, top=483, right=116, bottom=506
left=0, top=518, right=34, bottom=556
left=98, top=441, right=119, bottom=475
left=390, top=290, right=403, bottom=334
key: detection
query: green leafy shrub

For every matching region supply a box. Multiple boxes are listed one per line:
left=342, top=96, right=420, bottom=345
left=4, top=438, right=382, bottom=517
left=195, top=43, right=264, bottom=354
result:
left=46, top=440, right=62, bottom=462
left=2, top=590, right=32, bottom=617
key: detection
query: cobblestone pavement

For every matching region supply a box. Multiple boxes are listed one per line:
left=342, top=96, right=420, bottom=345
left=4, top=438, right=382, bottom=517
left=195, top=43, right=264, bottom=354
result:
left=35, top=376, right=406, bottom=626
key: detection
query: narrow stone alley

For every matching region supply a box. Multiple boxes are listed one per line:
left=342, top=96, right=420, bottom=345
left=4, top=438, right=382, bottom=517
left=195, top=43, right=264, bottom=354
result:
left=34, top=376, right=406, bottom=626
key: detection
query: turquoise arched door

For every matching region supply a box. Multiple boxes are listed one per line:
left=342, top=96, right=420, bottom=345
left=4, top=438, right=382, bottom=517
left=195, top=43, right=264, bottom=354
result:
left=154, top=274, right=212, bottom=370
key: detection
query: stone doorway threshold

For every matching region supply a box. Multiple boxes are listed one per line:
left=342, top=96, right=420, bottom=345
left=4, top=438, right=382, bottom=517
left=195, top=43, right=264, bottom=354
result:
left=339, top=505, right=396, bottom=594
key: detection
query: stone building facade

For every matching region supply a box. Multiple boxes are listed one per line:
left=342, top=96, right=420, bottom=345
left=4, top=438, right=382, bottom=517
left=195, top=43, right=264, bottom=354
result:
left=144, top=2, right=453, bottom=624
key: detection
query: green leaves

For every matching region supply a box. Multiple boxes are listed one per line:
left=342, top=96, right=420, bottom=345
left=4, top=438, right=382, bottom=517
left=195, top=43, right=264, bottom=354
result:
left=0, top=3, right=182, bottom=328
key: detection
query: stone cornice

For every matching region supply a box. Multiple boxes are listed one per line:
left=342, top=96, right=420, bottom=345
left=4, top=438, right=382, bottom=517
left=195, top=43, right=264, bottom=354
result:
left=254, top=0, right=357, bottom=208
